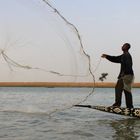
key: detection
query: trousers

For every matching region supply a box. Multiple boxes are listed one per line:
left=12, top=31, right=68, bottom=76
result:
left=114, top=77, right=134, bottom=108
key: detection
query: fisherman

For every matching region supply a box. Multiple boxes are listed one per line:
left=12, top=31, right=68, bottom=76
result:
left=101, top=43, right=134, bottom=108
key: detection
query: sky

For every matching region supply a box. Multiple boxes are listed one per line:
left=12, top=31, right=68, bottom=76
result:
left=53, top=0, right=140, bottom=82
left=0, top=0, right=140, bottom=82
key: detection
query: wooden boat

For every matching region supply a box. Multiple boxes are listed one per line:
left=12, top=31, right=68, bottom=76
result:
left=75, top=105, right=140, bottom=118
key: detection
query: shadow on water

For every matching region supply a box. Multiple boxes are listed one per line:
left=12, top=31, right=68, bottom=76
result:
left=100, top=118, right=140, bottom=140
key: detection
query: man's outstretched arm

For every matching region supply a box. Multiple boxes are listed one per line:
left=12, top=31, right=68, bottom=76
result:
left=101, top=54, right=122, bottom=63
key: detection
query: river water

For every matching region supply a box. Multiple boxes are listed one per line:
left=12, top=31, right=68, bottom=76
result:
left=0, top=87, right=140, bottom=140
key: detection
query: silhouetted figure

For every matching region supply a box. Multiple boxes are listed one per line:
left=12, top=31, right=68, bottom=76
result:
left=101, top=43, right=134, bottom=108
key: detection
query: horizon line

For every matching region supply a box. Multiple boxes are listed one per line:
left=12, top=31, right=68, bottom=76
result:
left=0, top=82, right=139, bottom=88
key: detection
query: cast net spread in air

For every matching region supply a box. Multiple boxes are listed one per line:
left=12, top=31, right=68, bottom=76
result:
left=0, top=0, right=96, bottom=115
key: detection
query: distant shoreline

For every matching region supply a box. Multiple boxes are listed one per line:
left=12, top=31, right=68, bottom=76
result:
left=0, top=82, right=140, bottom=88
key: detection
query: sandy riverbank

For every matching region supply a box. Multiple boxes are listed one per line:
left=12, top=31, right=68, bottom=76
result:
left=0, top=82, right=139, bottom=88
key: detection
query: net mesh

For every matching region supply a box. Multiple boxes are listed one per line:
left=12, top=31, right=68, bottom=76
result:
left=0, top=0, right=96, bottom=115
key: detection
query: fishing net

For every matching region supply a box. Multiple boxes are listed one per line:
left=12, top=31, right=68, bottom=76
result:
left=0, top=0, right=95, bottom=115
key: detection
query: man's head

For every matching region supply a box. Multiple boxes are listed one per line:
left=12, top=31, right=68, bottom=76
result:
left=122, top=43, right=131, bottom=52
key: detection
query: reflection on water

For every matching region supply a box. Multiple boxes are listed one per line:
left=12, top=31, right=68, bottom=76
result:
left=110, top=118, right=139, bottom=140
left=95, top=117, right=140, bottom=140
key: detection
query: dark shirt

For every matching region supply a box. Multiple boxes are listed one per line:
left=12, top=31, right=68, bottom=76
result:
left=106, top=52, right=134, bottom=79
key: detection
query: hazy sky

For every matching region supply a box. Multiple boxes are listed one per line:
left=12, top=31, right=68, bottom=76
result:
left=0, top=0, right=140, bottom=82
left=53, top=0, right=140, bottom=82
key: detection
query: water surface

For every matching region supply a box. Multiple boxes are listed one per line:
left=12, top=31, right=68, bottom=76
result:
left=0, top=87, right=140, bottom=140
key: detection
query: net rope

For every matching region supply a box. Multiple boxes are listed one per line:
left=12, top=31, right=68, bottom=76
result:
left=41, top=0, right=96, bottom=115
left=0, top=0, right=102, bottom=116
